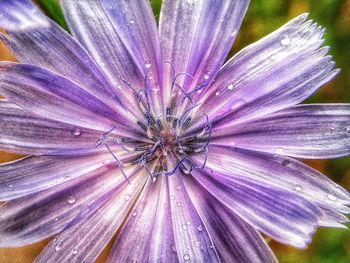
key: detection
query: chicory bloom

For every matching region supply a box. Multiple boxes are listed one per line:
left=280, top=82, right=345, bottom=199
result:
left=0, top=0, right=349, bottom=262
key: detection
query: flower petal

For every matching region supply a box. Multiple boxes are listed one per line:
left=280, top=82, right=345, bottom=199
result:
left=0, top=0, right=49, bottom=31
left=198, top=146, right=350, bottom=228
left=184, top=175, right=277, bottom=263
left=107, top=176, right=177, bottom=263
left=100, top=0, right=163, bottom=113
left=159, top=0, right=249, bottom=106
left=34, top=169, right=147, bottom=263
left=0, top=62, right=132, bottom=131
left=59, top=0, right=146, bottom=117
left=0, top=165, right=136, bottom=247
left=0, top=1, right=117, bottom=102
left=197, top=14, right=338, bottom=129
left=211, top=104, right=350, bottom=159
left=0, top=99, right=102, bottom=155
left=0, top=151, right=138, bottom=201
left=191, top=166, right=321, bottom=248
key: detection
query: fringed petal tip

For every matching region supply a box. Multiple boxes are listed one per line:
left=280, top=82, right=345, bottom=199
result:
left=0, top=0, right=49, bottom=31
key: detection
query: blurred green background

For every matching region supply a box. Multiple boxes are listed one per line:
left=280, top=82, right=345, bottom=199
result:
left=0, top=0, right=349, bottom=262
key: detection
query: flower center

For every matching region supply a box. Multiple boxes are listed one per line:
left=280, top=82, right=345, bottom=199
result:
left=96, top=62, right=212, bottom=182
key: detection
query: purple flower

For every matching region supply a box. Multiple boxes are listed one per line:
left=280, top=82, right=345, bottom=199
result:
left=0, top=0, right=349, bottom=262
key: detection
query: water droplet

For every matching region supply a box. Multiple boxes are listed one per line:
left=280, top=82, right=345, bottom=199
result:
left=176, top=202, right=182, bottom=207
left=227, top=83, right=234, bottom=90
left=197, top=89, right=202, bottom=94
left=280, top=35, right=291, bottom=46
left=327, top=193, right=337, bottom=201
left=7, top=184, right=13, bottom=191
left=103, top=159, right=113, bottom=165
left=204, top=71, right=210, bottom=80
left=330, top=126, right=336, bottom=133
left=72, top=248, right=78, bottom=255
left=116, top=85, right=122, bottom=89
left=193, top=241, right=201, bottom=247
left=124, top=194, right=131, bottom=201
left=294, top=185, right=302, bottom=192
left=197, top=225, right=203, bottom=232
left=176, top=185, right=181, bottom=190
left=145, top=60, right=151, bottom=69
left=171, top=244, right=177, bottom=252
left=54, top=217, right=59, bottom=222
left=186, top=221, right=191, bottom=226
left=270, top=54, right=277, bottom=61
left=215, top=91, right=220, bottom=96
left=183, top=254, right=190, bottom=261
left=220, top=18, right=225, bottom=23
left=274, top=148, right=284, bottom=155
left=67, top=195, right=76, bottom=205
left=132, top=211, right=138, bottom=217
left=54, top=242, right=62, bottom=251
left=182, top=224, right=188, bottom=231
left=129, top=19, right=135, bottom=24
left=71, top=128, right=82, bottom=137
left=346, top=127, right=350, bottom=133
left=171, top=195, right=175, bottom=200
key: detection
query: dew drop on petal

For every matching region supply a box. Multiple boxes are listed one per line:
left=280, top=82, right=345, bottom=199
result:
left=280, top=35, right=291, bottom=46
left=194, top=241, right=201, bottom=247
left=294, top=185, right=302, bottom=192
left=327, top=193, right=337, bottom=201
left=72, top=248, right=78, bottom=255
left=197, top=225, right=203, bottom=232
left=204, top=71, right=210, bottom=80
left=215, top=91, right=220, bottom=96
left=345, top=127, right=350, bottom=133
left=274, top=148, right=284, bottom=155
left=132, top=211, right=138, bottom=217
left=124, top=194, right=131, bottom=201
left=182, top=224, right=188, bottom=231
left=71, top=128, right=82, bottom=137
left=186, top=221, right=191, bottom=226
left=103, top=159, right=113, bottom=165
left=183, top=254, right=190, bottom=261
left=54, top=243, right=62, bottom=251
left=270, top=54, right=277, bottom=61
left=67, top=195, right=77, bottom=205
left=176, top=202, right=182, bottom=207
left=145, top=60, right=151, bottom=69
left=227, top=83, right=234, bottom=90
left=129, top=18, right=135, bottom=24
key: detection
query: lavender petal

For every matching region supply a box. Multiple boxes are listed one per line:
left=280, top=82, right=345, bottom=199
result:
left=0, top=99, right=102, bottom=155
left=184, top=175, right=277, bottom=263
left=192, top=167, right=321, bottom=248
left=0, top=0, right=49, bottom=31
left=0, top=62, right=125, bottom=131
left=59, top=0, right=146, bottom=118
left=159, top=0, right=249, bottom=106
left=0, top=166, right=136, bottom=247
left=0, top=151, right=136, bottom=201
left=198, top=14, right=338, bottom=129
left=34, top=170, right=147, bottom=263
left=211, top=104, right=350, bottom=159
left=101, top=0, right=163, bottom=113
left=202, top=146, right=350, bottom=219
left=108, top=176, right=176, bottom=263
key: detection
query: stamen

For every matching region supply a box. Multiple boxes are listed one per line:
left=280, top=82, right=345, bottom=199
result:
left=105, top=144, right=130, bottom=184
